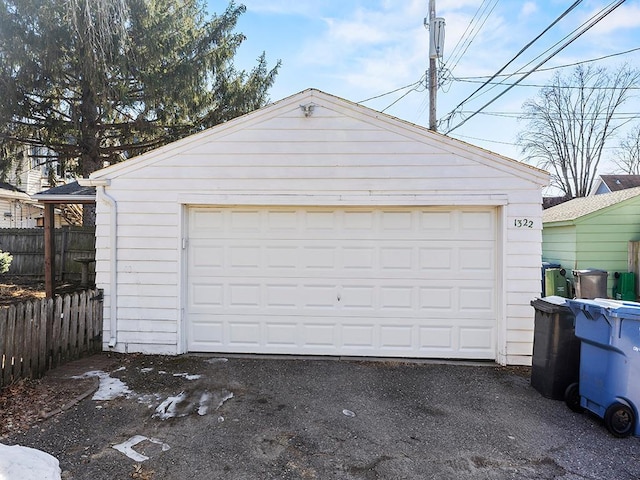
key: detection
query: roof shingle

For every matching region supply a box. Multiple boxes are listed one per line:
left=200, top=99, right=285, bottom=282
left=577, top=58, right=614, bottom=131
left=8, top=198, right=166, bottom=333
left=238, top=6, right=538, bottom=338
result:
left=543, top=186, right=640, bottom=223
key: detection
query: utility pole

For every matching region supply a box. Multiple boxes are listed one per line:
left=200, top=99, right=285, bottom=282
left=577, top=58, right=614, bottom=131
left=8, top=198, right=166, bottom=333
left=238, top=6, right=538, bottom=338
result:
left=427, top=1, right=445, bottom=131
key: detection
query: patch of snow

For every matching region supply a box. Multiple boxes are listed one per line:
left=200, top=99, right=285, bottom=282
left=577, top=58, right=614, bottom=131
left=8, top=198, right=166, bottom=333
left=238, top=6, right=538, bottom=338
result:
left=72, top=370, right=132, bottom=400
left=137, top=393, right=162, bottom=407
left=205, top=357, right=228, bottom=364
left=112, top=435, right=170, bottom=462
left=198, top=392, right=211, bottom=416
left=139, top=367, right=154, bottom=373
left=214, top=391, right=234, bottom=410
left=113, top=366, right=126, bottom=373
left=153, top=392, right=188, bottom=420
left=0, top=443, right=61, bottom=480
left=172, top=373, right=202, bottom=380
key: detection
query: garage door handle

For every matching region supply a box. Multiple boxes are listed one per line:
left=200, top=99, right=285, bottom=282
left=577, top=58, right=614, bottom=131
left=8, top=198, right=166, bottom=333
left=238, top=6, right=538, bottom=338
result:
left=337, top=294, right=341, bottom=302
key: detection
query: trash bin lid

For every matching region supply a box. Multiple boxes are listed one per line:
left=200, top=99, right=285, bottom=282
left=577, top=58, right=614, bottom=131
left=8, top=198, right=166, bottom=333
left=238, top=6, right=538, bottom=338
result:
left=566, top=298, right=640, bottom=319
left=531, top=296, right=570, bottom=312
left=572, top=269, right=608, bottom=277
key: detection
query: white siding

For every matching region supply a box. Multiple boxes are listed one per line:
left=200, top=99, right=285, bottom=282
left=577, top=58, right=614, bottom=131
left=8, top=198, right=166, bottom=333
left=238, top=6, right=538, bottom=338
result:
left=92, top=90, right=547, bottom=363
left=0, top=198, right=40, bottom=228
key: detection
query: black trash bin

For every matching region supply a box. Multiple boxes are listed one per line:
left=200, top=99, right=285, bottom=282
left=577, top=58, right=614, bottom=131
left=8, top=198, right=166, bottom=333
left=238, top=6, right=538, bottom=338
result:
left=530, top=296, right=581, bottom=400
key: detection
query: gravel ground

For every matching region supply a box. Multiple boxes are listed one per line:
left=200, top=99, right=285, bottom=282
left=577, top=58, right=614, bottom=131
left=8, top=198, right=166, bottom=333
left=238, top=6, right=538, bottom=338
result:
left=2, top=353, right=639, bottom=479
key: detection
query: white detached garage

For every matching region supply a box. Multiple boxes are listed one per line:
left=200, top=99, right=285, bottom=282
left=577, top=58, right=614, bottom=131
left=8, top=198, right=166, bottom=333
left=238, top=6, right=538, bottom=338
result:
left=83, top=89, right=549, bottom=365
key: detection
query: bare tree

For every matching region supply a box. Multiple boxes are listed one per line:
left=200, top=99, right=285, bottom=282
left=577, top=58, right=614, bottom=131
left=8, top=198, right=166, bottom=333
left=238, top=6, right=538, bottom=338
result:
left=518, top=64, right=640, bottom=197
left=615, top=124, right=640, bottom=174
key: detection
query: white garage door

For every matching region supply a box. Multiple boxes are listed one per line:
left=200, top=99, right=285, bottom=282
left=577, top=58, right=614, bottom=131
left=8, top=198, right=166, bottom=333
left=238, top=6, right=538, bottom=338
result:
left=186, top=206, right=497, bottom=359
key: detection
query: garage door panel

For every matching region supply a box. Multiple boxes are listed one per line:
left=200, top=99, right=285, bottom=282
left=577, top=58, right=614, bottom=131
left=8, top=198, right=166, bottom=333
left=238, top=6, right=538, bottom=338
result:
left=190, top=280, right=495, bottom=317
left=265, top=284, right=299, bottom=308
left=191, top=283, right=223, bottom=307
left=187, top=206, right=497, bottom=359
left=188, top=315, right=496, bottom=357
left=228, top=321, right=261, bottom=346
left=460, top=327, right=495, bottom=352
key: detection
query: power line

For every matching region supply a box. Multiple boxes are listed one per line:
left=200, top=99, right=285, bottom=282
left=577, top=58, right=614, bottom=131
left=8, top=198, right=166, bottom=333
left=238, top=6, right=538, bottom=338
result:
left=450, top=133, right=517, bottom=145
left=444, top=0, right=628, bottom=135
left=449, top=132, right=624, bottom=150
left=457, top=110, right=640, bottom=119
left=455, top=46, right=640, bottom=81
left=381, top=86, right=419, bottom=113
left=501, top=0, right=626, bottom=82
left=445, top=0, right=489, bottom=69
left=445, top=0, right=500, bottom=77
left=357, top=77, right=424, bottom=104
left=445, top=0, right=584, bottom=115
left=455, top=78, right=640, bottom=90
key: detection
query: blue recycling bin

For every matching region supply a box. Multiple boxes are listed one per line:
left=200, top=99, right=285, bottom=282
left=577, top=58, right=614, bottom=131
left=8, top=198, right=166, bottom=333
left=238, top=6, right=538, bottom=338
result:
left=565, top=298, right=640, bottom=437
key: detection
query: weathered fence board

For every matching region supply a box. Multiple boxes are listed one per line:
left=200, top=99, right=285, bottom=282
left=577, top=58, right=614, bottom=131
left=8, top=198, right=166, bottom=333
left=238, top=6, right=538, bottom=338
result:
left=0, top=227, right=95, bottom=281
left=0, top=289, right=103, bottom=389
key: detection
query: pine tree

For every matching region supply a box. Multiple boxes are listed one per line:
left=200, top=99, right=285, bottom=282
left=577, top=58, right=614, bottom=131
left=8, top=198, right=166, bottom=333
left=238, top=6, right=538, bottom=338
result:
left=0, top=0, right=280, bottom=180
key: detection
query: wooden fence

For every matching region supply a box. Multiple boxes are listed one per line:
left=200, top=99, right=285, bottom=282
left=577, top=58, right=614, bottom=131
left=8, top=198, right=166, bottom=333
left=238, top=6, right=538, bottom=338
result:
left=0, top=289, right=103, bottom=389
left=0, top=227, right=95, bottom=282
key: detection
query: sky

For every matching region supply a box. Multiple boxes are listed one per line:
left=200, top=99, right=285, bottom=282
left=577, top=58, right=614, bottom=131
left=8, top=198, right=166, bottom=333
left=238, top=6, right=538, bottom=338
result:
left=213, top=0, right=640, bottom=176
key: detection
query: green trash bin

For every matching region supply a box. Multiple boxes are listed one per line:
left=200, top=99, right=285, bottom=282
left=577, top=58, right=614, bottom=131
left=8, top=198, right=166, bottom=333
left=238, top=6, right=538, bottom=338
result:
left=544, top=268, right=568, bottom=297
left=613, top=272, right=636, bottom=301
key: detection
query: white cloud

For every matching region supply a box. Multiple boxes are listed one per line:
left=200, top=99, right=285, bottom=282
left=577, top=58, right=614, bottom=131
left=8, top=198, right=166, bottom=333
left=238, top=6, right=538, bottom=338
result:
left=520, top=2, right=538, bottom=17
left=584, top=3, right=640, bottom=35
left=295, top=2, right=428, bottom=94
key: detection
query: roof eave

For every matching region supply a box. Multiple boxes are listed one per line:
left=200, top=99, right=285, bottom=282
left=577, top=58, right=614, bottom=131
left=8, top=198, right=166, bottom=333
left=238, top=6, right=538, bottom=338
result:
left=32, top=194, right=96, bottom=203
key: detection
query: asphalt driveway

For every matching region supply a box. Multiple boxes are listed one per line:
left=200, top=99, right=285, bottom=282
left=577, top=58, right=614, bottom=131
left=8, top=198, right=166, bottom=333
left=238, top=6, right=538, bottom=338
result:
left=5, top=354, right=640, bottom=479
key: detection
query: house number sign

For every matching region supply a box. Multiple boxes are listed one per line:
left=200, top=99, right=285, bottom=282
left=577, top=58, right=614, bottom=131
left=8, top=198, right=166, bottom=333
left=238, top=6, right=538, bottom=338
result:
left=514, top=218, right=534, bottom=228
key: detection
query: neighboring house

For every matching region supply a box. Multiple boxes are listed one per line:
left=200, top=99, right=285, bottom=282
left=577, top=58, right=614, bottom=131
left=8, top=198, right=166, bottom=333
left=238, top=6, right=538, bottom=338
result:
left=0, top=182, right=41, bottom=228
left=5, top=145, right=63, bottom=196
left=0, top=145, right=74, bottom=227
left=590, top=175, right=640, bottom=195
left=543, top=195, right=571, bottom=209
left=81, top=89, right=549, bottom=365
left=542, top=187, right=640, bottom=296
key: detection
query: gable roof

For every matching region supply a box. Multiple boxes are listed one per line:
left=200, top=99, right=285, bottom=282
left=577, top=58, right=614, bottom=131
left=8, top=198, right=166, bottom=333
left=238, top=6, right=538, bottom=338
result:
left=0, top=182, right=31, bottom=201
left=596, top=175, right=640, bottom=193
left=88, top=89, right=549, bottom=186
left=32, top=181, right=96, bottom=203
left=543, top=186, right=640, bottom=224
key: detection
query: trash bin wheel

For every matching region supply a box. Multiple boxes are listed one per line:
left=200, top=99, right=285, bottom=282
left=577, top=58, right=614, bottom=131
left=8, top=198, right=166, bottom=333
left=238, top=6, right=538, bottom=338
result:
left=564, top=383, right=583, bottom=413
left=604, top=403, right=635, bottom=438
